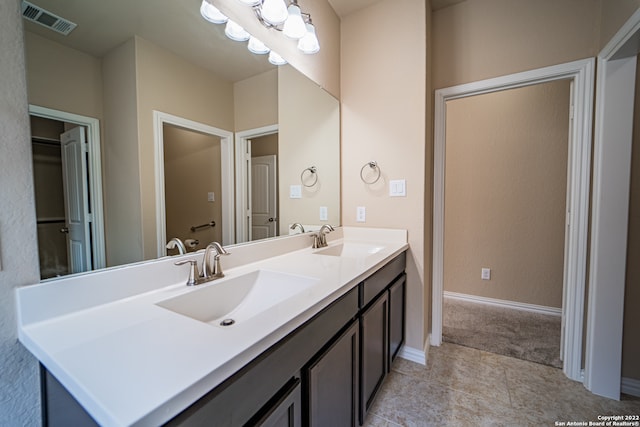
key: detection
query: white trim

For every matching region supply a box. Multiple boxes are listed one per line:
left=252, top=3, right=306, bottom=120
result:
left=235, top=125, right=279, bottom=244
left=585, top=8, right=640, bottom=400
left=444, top=291, right=562, bottom=317
left=432, top=58, right=594, bottom=384
left=621, top=377, right=640, bottom=398
left=153, top=111, right=235, bottom=256
left=28, top=105, right=106, bottom=271
left=397, top=338, right=429, bottom=366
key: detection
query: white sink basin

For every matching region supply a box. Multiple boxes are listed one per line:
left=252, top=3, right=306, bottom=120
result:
left=156, top=270, right=319, bottom=326
left=314, top=243, right=385, bottom=258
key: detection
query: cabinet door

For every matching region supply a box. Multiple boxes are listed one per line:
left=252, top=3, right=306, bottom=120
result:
left=307, top=321, right=359, bottom=427
left=360, top=292, right=389, bottom=424
left=250, top=378, right=302, bottom=427
left=388, top=274, right=406, bottom=364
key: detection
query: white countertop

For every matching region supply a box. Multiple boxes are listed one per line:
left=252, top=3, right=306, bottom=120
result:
left=16, top=227, right=408, bottom=427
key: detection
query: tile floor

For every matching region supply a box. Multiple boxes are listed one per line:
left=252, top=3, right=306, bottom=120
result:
left=363, top=343, right=640, bottom=427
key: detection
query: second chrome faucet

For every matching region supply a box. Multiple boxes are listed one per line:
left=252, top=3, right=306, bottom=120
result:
left=175, top=241, right=229, bottom=286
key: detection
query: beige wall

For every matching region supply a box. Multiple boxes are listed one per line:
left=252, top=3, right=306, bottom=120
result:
left=234, top=69, right=278, bottom=132
left=0, top=0, right=42, bottom=422
left=622, top=56, right=640, bottom=381
left=341, top=0, right=427, bottom=351
left=278, top=65, right=340, bottom=234
left=444, top=80, right=570, bottom=308
left=135, top=36, right=235, bottom=260
left=432, top=0, right=600, bottom=89
left=24, top=31, right=104, bottom=120
left=600, top=0, right=640, bottom=49
left=251, top=134, right=279, bottom=158
left=211, top=0, right=340, bottom=99
left=102, top=38, right=144, bottom=266
left=163, top=125, right=222, bottom=250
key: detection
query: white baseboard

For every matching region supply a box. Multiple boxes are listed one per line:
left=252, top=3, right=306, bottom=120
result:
left=622, top=377, right=640, bottom=397
left=398, top=336, right=429, bottom=366
left=444, top=291, right=562, bottom=317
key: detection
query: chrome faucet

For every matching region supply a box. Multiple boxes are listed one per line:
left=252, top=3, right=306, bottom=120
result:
left=202, top=242, right=229, bottom=279
left=312, top=224, right=334, bottom=248
left=174, top=241, right=229, bottom=286
left=166, top=237, right=187, bottom=255
left=290, top=223, right=305, bottom=233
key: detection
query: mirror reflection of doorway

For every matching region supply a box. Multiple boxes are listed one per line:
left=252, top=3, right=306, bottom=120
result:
left=30, top=113, right=104, bottom=279
left=163, top=124, right=222, bottom=254
left=250, top=133, right=279, bottom=241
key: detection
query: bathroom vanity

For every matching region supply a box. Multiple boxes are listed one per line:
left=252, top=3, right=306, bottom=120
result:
left=16, top=227, right=408, bottom=426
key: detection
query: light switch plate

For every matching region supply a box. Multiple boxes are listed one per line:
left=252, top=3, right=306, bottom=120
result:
left=319, top=206, right=328, bottom=221
left=290, top=185, right=302, bottom=199
left=389, top=179, right=406, bottom=197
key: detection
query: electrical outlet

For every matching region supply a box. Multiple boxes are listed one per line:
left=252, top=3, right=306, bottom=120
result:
left=356, top=206, right=366, bottom=222
left=481, top=268, right=491, bottom=280
left=207, top=192, right=215, bottom=202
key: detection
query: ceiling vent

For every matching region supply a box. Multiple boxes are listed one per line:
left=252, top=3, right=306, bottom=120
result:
left=21, top=1, right=77, bottom=36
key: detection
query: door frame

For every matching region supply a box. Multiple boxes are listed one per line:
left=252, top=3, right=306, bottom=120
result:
left=153, top=111, right=234, bottom=255
left=585, top=8, right=640, bottom=400
left=235, top=124, right=279, bottom=243
left=28, top=105, right=106, bottom=272
left=431, top=58, right=595, bottom=383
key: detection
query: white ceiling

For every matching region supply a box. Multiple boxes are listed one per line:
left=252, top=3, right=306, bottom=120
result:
left=23, top=0, right=275, bottom=83
left=22, top=0, right=467, bottom=83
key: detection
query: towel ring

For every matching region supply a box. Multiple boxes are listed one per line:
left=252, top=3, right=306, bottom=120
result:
left=360, top=161, right=381, bottom=184
left=301, top=166, right=318, bottom=187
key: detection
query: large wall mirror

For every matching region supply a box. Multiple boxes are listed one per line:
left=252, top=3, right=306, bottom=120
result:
left=22, top=0, right=341, bottom=280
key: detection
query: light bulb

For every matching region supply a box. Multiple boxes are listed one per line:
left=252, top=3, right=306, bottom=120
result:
left=238, top=0, right=261, bottom=5
left=268, top=51, right=287, bottom=65
left=248, top=36, right=270, bottom=54
left=298, top=22, right=320, bottom=54
left=261, top=0, right=288, bottom=25
left=200, top=0, right=228, bottom=24
left=282, top=4, right=306, bottom=39
left=225, top=20, right=250, bottom=41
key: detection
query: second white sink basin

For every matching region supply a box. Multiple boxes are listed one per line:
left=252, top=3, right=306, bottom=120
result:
left=156, top=270, right=319, bottom=326
left=314, top=243, right=385, bottom=258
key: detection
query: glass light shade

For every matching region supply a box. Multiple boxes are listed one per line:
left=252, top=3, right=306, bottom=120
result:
left=260, top=0, right=288, bottom=25
left=200, top=0, right=228, bottom=24
left=297, top=23, right=320, bottom=54
left=282, top=5, right=306, bottom=39
left=225, top=20, right=250, bottom=41
left=248, top=36, right=270, bottom=54
left=238, top=0, right=261, bottom=5
left=268, top=51, right=287, bottom=65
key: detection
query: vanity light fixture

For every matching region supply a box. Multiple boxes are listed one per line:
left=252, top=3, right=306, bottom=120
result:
left=268, top=50, right=287, bottom=65
left=200, top=0, right=228, bottom=24
left=248, top=36, right=270, bottom=54
left=199, top=0, right=319, bottom=66
left=225, top=19, right=250, bottom=41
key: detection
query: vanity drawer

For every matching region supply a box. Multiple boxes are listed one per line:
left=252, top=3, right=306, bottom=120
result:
left=360, top=252, right=406, bottom=308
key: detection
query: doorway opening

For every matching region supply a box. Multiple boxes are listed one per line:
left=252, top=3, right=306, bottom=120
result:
left=441, top=79, right=571, bottom=369
left=432, top=58, right=595, bottom=383
left=29, top=106, right=106, bottom=279
left=153, top=111, right=234, bottom=257
left=235, top=125, right=279, bottom=244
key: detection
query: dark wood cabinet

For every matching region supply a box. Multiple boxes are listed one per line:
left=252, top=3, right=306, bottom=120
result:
left=249, top=378, right=302, bottom=427
left=360, top=292, right=388, bottom=424
left=388, top=274, right=406, bottom=365
left=306, top=321, right=359, bottom=427
left=41, top=252, right=407, bottom=427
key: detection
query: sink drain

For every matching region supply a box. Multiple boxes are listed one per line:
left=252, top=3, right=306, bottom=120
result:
left=220, top=318, right=235, bottom=326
